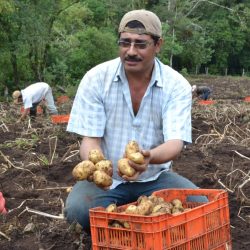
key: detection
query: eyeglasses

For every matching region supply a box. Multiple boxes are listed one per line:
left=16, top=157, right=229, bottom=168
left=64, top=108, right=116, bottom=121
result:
left=117, top=39, right=154, bottom=50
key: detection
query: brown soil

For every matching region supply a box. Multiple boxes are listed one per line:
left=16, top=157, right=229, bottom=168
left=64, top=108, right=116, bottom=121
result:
left=1, top=76, right=250, bottom=250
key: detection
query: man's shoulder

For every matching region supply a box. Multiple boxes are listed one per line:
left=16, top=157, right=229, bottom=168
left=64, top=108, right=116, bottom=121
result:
left=156, top=59, right=189, bottom=85
left=88, top=58, right=121, bottom=75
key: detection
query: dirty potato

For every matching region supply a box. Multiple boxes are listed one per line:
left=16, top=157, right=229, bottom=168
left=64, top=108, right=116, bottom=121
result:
left=88, top=149, right=105, bottom=164
left=72, top=160, right=96, bottom=181
left=118, top=158, right=136, bottom=177
left=95, top=160, right=113, bottom=176
left=127, top=152, right=144, bottom=164
left=125, top=140, right=140, bottom=157
left=124, top=204, right=138, bottom=214
left=93, top=170, right=113, bottom=188
left=106, top=203, right=117, bottom=213
left=137, top=200, right=154, bottom=215
left=171, top=199, right=183, bottom=209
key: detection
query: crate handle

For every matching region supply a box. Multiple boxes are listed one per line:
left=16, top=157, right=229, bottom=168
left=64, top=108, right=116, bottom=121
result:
left=152, top=189, right=226, bottom=202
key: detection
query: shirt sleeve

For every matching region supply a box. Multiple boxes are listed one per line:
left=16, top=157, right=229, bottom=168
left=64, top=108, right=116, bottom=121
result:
left=162, top=77, right=192, bottom=144
left=67, top=70, right=106, bottom=137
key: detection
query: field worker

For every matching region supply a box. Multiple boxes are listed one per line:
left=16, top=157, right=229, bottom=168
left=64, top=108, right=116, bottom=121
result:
left=192, top=85, right=212, bottom=100
left=65, top=9, right=207, bottom=231
left=12, top=82, right=58, bottom=122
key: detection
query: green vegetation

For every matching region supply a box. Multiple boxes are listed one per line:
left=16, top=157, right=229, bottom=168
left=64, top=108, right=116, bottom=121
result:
left=0, top=0, right=250, bottom=95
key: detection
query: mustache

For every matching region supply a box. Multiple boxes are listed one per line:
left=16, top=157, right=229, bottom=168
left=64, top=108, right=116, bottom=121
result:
left=124, top=56, right=142, bottom=62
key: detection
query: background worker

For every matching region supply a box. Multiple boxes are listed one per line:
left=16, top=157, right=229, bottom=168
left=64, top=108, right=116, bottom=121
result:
left=65, top=9, right=207, bottom=231
left=12, top=82, right=58, bottom=122
left=192, top=85, right=212, bottom=100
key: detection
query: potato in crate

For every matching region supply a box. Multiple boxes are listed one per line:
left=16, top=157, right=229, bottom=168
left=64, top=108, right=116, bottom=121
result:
left=89, top=189, right=231, bottom=250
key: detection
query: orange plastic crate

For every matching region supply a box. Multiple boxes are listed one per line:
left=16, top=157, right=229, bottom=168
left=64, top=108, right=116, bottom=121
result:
left=89, top=189, right=231, bottom=250
left=244, top=96, right=250, bottom=102
left=198, top=100, right=216, bottom=105
left=51, top=114, right=70, bottom=124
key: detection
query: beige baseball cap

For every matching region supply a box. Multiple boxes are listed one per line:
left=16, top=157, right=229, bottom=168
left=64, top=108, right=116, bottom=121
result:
left=12, top=90, right=21, bottom=104
left=118, top=9, right=162, bottom=37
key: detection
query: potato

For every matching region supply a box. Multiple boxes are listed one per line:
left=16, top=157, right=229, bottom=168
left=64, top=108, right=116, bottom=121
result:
left=66, top=186, right=73, bottom=193
left=124, top=204, right=138, bottom=214
left=88, top=149, right=105, bottom=164
left=125, top=140, right=140, bottom=157
left=110, top=221, right=123, bottom=228
left=137, top=195, right=148, bottom=205
left=148, top=195, right=165, bottom=206
left=93, top=170, right=113, bottom=188
left=137, top=200, right=153, bottom=215
left=122, top=221, right=130, bottom=229
left=171, top=207, right=183, bottom=215
left=72, top=160, right=96, bottom=180
left=127, top=152, right=144, bottom=164
left=95, top=160, right=113, bottom=176
left=171, top=199, right=183, bottom=208
left=118, top=158, right=136, bottom=177
left=106, top=203, right=117, bottom=213
left=151, top=203, right=172, bottom=214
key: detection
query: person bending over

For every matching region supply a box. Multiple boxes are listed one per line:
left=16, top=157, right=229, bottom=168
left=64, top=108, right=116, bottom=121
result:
left=12, top=82, right=58, bottom=122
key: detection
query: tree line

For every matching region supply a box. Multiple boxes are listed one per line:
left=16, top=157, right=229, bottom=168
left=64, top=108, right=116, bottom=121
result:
left=0, top=0, right=249, bottom=95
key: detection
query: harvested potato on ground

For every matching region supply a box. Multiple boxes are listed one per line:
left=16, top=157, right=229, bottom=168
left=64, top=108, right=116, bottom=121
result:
left=125, top=140, right=140, bottom=157
left=95, top=160, right=113, bottom=176
left=93, top=170, right=113, bottom=188
left=106, top=203, right=117, bottom=213
left=118, top=158, right=136, bottom=177
left=127, top=152, right=144, bottom=164
left=88, top=149, right=105, bottom=164
left=72, top=160, right=96, bottom=180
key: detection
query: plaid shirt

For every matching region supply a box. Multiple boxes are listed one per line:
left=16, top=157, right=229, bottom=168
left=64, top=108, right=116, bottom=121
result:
left=67, top=57, right=192, bottom=188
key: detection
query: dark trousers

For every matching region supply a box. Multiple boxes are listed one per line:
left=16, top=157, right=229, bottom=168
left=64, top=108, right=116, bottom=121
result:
left=29, top=102, right=40, bottom=118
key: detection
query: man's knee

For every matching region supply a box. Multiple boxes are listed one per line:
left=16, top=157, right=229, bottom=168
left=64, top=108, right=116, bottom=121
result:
left=64, top=198, right=90, bottom=230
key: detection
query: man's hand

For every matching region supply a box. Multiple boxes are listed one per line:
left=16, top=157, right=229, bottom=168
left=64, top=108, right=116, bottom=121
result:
left=118, top=150, right=151, bottom=181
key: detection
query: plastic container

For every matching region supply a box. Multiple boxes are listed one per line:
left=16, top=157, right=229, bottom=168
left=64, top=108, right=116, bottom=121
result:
left=198, top=100, right=216, bottom=105
left=244, top=96, right=250, bottom=102
left=0, top=192, right=7, bottom=214
left=51, top=114, right=70, bottom=124
left=90, top=189, right=231, bottom=250
left=57, top=95, right=70, bottom=104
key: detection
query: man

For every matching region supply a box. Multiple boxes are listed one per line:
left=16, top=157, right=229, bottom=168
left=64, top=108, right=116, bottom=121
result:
left=192, top=85, right=212, bottom=100
left=65, top=9, right=207, bottom=230
left=12, top=82, right=58, bottom=122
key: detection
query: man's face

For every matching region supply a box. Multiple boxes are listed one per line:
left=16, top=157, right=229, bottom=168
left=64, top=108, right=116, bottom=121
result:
left=118, top=32, right=162, bottom=74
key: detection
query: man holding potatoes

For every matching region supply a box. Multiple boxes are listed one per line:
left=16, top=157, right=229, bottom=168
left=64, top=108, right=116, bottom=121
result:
left=65, top=9, right=207, bottom=231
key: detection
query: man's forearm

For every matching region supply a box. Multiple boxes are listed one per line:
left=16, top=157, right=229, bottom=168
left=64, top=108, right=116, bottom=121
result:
left=80, top=137, right=102, bottom=160
left=149, top=139, right=184, bottom=164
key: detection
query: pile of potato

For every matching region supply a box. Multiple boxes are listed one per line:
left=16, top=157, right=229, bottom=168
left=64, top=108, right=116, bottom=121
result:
left=118, top=141, right=145, bottom=177
left=106, top=194, right=187, bottom=228
left=72, top=149, right=113, bottom=188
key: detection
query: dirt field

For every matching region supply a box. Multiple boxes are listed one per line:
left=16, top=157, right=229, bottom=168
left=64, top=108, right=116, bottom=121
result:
left=0, top=76, right=250, bottom=250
